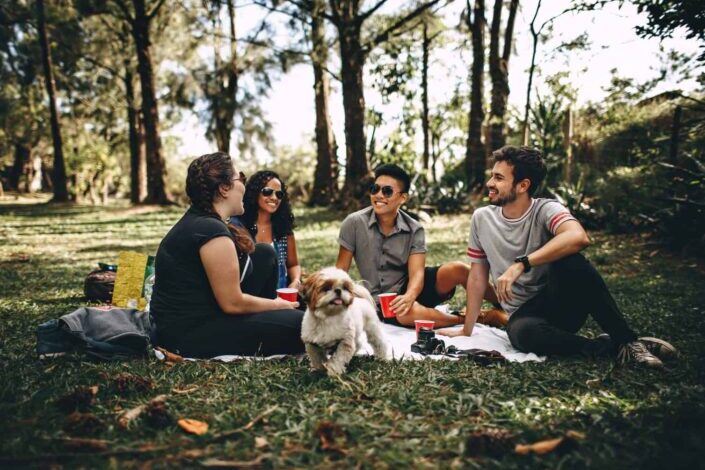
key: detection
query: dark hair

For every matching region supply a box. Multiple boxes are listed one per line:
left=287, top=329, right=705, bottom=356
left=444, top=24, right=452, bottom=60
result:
left=186, top=152, right=254, bottom=254
left=374, top=163, right=411, bottom=193
left=241, top=170, right=295, bottom=239
left=491, top=146, right=546, bottom=196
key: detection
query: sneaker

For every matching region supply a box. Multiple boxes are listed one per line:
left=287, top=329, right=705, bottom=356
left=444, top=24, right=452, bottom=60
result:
left=639, top=337, right=678, bottom=362
left=617, top=341, right=664, bottom=369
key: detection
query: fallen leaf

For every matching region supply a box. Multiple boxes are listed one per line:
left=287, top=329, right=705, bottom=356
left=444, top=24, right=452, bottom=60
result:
left=145, top=400, right=174, bottom=428
left=254, top=436, right=269, bottom=449
left=156, top=347, right=184, bottom=363
left=59, top=437, right=109, bottom=452
left=178, top=418, right=209, bottom=435
left=585, top=378, right=602, bottom=389
left=316, top=421, right=348, bottom=455
left=113, top=372, right=153, bottom=394
left=172, top=385, right=199, bottom=395
left=56, top=385, right=99, bottom=412
left=201, top=454, right=271, bottom=468
left=649, top=250, right=659, bottom=257
left=515, top=431, right=585, bottom=455
left=118, top=394, right=168, bottom=429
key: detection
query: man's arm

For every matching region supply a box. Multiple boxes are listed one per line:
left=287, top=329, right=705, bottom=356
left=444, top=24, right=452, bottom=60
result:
left=438, top=262, right=489, bottom=337
left=335, top=246, right=354, bottom=272
left=391, top=252, right=424, bottom=317
left=495, top=219, right=590, bottom=303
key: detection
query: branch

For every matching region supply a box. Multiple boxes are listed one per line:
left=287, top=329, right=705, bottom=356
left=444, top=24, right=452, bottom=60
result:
left=358, top=0, right=389, bottom=23
left=147, top=0, right=168, bottom=19
left=364, top=0, right=445, bottom=52
left=110, top=0, right=134, bottom=24
left=251, top=0, right=308, bottom=23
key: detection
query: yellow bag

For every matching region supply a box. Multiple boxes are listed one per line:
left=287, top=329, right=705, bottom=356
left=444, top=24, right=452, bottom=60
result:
left=111, top=251, right=154, bottom=310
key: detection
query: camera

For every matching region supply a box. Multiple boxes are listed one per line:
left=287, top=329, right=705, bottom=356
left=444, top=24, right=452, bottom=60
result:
left=411, top=327, right=446, bottom=355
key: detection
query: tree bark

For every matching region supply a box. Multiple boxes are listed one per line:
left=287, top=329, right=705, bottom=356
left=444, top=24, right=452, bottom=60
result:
left=36, top=0, right=69, bottom=202
left=522, top=0, right=542, bottom=146
left=335, top=10, right=369, bottom=199
left=488, top=0, right=518, bottom=153
left=125, top=64, right=147, bottom=203
left=9, top=143, right=31, bottom=192
left=670, top=105, right=681, bottom=164
left=465, top=0, right=486, bottom=188
left=131, top=0, right=170, bottom=204
left=309, top=0, right=338, bottom=206
left=421, top=21, right=430, bottom=175
left=212, top=0, right=238, bottom=154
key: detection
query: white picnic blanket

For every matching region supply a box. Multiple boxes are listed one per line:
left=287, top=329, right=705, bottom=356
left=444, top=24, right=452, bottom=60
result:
left=154, top=322, right=544, bottom=364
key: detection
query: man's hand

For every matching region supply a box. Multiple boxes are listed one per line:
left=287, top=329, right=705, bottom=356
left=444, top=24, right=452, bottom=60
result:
left=288, top=278, right=301, bottom=290
left=390, top=293, right=415, bottom=317
left=437, top=326, right=472, bottom=337
left=494, top=262, right=524, bottom=304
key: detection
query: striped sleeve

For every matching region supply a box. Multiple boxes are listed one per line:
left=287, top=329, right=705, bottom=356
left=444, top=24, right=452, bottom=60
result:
left=542, top=201, right=577, bottom=235
left=467, top=214, right=489, bottom=264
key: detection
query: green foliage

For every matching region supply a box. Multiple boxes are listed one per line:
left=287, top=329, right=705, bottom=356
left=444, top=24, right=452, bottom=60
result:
left=1, top=203, right=704, bottom=467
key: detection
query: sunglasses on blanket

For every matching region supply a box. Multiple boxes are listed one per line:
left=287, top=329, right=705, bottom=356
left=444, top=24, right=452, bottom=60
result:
left=261, top=187, right=285, bottom=199
left=369, top=184, right=403, bottom=198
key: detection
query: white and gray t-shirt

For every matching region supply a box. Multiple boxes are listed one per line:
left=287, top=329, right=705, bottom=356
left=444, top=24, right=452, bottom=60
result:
left=467, top=198, right=576, bottom=315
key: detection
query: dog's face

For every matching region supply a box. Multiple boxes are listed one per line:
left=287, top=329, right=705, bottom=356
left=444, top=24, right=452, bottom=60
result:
left=302, top=267, right=356, bottom=317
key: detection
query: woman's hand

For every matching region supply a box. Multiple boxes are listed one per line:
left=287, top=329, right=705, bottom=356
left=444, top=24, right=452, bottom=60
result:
left=288, top=278, right=302, bottom=290
left=273, top=297, right=299, bottom=310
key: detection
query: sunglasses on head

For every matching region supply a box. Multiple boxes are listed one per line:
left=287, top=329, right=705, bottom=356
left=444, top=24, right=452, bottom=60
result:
left=369, top=184, right=402, bottom=198
left=261, top=187, right=285, bottom=199
left=233, top=171, right=247, bottom=184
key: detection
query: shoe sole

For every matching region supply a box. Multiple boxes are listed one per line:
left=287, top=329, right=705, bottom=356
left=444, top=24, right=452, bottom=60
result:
left=639, top=337, right=678, bottom=361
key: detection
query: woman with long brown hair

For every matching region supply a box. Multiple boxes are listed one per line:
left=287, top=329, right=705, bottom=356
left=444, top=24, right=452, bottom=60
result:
left=150, top=152, right=304, bottom=357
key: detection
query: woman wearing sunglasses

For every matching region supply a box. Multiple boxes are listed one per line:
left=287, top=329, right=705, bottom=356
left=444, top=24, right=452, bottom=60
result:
left=239, top=170, right=302, bottom=291
left=150, top=153, right=304, bottom=358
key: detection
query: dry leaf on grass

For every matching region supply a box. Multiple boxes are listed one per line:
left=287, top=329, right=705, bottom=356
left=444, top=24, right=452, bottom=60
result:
left=112, top=372, right=153, bottom=393
left=178, top=418, right=209, bottom=435
left=464, top=428, right=513, bottom=457
left=156, top=347, right=184, bottom=363
left=59, top=437, right=110, bottom=452
left=254, top=436, right=269, bottom=449
left=515, top=431, right=585, bottom=455
left=201, top=453, right=271, bottom=468
left=316, top=421, right=348, bottom=455
left=118, top=394, right=168, bottom=429
left=56, top=385, right=99, bottom=412
left=172, top=385, right=199, bottom=395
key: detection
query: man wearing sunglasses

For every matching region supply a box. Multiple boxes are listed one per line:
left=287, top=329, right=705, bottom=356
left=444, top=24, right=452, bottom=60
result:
left=335, top=164, right=476, bottom=328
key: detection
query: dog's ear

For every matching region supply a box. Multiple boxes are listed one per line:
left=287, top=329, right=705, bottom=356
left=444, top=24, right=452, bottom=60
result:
left=301, top=272, right=320, bottom=304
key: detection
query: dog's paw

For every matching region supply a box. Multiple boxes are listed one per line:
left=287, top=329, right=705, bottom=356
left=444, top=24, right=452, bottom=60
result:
left=325, top=362, right=346, bottom=377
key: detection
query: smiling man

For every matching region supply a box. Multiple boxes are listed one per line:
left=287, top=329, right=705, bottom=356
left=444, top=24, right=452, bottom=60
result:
left=335, top=164, right=484, bottom=328
left=438, top=146, right=676, bottom=368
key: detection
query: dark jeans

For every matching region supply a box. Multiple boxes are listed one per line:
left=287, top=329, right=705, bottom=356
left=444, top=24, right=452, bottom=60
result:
left=507, top=253, right=638, bottom=357
left=171, top=243, right=304, bottom=358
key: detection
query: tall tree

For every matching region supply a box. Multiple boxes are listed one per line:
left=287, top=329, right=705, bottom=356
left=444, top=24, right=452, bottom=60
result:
left=488, top=0, right=518, bottom=152
left=36, top=0, right=69, bottom=202
left=112, top=0, right=170, bottom=204
left=465, top=0, right=486, bottom=187
left=309, top=0, right=339, bottom=206
left=328, top=0, right=443, bottom=200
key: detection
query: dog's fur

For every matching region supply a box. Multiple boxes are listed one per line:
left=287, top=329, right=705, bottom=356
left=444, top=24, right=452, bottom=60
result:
left=300, top=267, right=390, bottom=376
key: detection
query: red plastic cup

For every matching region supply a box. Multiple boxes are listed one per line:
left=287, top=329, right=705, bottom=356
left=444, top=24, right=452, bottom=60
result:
left=277, top=288, right=298, bottom=302
left=378, top=293, right=397, bottom=318
left=415, top=320, right=435, bottom=336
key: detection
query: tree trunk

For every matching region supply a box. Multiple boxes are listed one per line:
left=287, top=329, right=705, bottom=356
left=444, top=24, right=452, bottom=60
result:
left=36, top=0, right=69, bottom=202
left=670, top=105, right=681, bottom=164
left=421, top=22, right=431, bottom=176
left=10, top=143, right=31, bottom=191
left=562, top=106, right=573, bottom=182
left=488, top=0, right=518, bottom=153
left=522, top=0, right=542, bottom=146
left=125, top=65, right=147, bottom=203
left=212, top=0, right=238, bottom=154
left=131, top=0, right=170, bottom=204
left=309, top=0, right=338, bottom=206
left=337, top=19, right=370, bottom=199
left=465, top=0, right=486, bottom=188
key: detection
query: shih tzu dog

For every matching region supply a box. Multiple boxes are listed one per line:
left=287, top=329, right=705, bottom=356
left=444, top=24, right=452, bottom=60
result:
left=300, top=267, right=390, bottom=376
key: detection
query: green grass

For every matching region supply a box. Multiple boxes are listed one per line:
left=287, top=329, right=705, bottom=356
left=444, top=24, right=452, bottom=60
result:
left=1, top=199, right=704, bottom=468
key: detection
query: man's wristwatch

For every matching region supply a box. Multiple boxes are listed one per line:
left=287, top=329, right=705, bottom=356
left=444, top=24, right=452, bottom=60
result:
left=514, top=255, right=532, bottom=273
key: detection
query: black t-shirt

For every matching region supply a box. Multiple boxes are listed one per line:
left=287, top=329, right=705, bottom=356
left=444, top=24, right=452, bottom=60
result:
left=151, top=207, right=249, bottom=345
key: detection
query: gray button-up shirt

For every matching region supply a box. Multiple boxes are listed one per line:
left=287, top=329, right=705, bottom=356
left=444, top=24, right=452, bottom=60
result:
left=337, top=206, right=427, bottom=298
